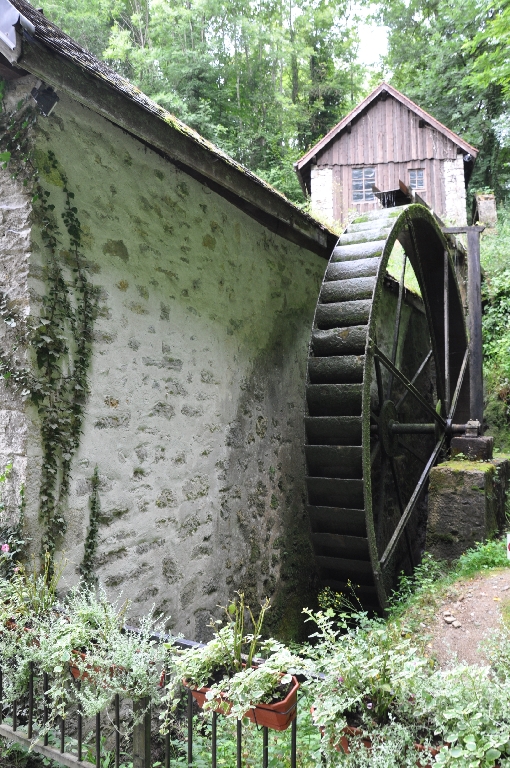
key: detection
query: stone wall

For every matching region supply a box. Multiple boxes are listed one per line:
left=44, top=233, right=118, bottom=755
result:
left=443, top=155, right=467, bottom=226
left=310, top=167, right=334, bottom=224
left=0, top=150, right=33, bottom=531
left=0, top=78, right=326, bottom=640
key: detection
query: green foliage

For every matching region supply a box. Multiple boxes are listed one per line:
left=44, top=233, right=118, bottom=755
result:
left=454, top=538, right=509, bottom=577
left=465, top=0, right=510, bottom=99
left=162, top=593, right=301, bottom=725
left=0, top=577, right=168, bottom=730
left=481, top=205, right=510, bottom=449
left=44, top=0, right=365, bottom=205
left=169, top=706, right=321, bottom=767
left=0, top=465, right=29, bottom=580
left=0, top=101, right=99, bottom=569
left=378, top=0, right=510, bottom=204
left=2, top=553, right=64, bottom=619
left=32, top=154, right=99, bottom=565
left=79, top=466, right=101, bottom=586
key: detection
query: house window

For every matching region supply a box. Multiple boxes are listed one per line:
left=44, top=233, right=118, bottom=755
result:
left=352, top=167, right=375, bottom=202
left=409, top=169, right=425, bottom=189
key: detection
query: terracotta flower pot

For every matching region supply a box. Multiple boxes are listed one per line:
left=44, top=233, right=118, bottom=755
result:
left=69, top=650, right=122, bottom=683
left=4, top=618, right=40, bottom=646
left=185, top=674, right=300, bottom=732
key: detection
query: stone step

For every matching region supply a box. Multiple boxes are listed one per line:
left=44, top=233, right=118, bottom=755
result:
left=326, top=257, right=381, bottom=281
left=307, top=504, right=366, bottom=536
left=320, top=277, right=376, bottom=303
left=311, top=532, right=370, bottom=560
left=315, top=300, right=371, bottom=329
left=306, top=476, right=364, bottom=508
left=305, top=445, right=363, bottom=479
left=305, top=416, right=363, bottom=446
left=332, top=240, right=386, bottom=262
left=311, top=326, right=367, bottom=356
left=306, top=383, right=362, bottom=417
left=308, top=356, right=364, bottom=384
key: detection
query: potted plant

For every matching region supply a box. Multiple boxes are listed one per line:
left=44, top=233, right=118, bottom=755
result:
left=303, top=605, right=510, bottom=767
left=0, top=564, right=168, bottom=732
left=303, top=607, right=442, bottom=765
left=164, top=593, right=301, bottom=732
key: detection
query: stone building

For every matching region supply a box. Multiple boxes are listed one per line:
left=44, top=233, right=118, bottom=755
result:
left=0, top=1, right=337, bottom=639
left=294, top=82, right=478, bottom=227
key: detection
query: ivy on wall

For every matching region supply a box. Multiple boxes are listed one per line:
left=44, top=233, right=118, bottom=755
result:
left=0, top=96, right=99, bottom=571
left=79, top=466, right=101, bottom=586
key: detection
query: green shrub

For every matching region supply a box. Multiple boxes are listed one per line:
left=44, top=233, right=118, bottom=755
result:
left=453, top=538, right=509, bottom=578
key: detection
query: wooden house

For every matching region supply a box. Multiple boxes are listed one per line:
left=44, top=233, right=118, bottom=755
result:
left=295, top=82, right=478, bottom=227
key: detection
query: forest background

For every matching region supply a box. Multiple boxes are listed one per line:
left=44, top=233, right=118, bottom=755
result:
left=42, top=0, right=510, bottom=445
left=43, top=0, right=509, bottom=206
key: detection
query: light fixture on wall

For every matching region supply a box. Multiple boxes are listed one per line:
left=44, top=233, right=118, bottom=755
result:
left=31, top=81, right=59, bottom=116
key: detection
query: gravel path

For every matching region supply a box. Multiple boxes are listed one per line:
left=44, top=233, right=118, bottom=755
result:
left=426, top=569, right=510, bottom=666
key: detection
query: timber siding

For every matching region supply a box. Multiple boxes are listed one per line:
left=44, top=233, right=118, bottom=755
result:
left=296, top=83, right=478, bottom=227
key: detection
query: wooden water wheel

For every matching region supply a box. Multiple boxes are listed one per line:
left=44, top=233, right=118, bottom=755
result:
left=305, top=203, right=471, bottom=610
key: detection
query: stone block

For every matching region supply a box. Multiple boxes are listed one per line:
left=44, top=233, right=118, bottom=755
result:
left=426, top=456, right=510, bottom=561
left=474, top=192, right=497, bottom=227
left=450, top=435, right=494, bottom=460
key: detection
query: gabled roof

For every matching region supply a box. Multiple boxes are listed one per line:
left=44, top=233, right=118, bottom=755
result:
left=0, top=0, right=337, bottom=257
left=295, top=82, right=478, bottom=173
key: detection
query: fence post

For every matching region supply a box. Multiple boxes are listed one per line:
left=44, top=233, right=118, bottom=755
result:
left=133, top=697, right=151, bottom=768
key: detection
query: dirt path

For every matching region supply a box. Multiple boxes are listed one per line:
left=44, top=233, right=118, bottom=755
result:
left=425, top=569, right=510, bottom=666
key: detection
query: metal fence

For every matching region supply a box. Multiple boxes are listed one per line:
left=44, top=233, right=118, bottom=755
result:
left=0, top=631, right=301, bottom=768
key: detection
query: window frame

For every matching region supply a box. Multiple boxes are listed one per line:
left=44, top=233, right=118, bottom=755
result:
left=409, top=168, right=425, bottom=190
left=352, top=167, right=376, bottom=203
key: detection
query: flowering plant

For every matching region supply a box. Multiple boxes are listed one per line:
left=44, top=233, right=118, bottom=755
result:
left=305, top=608, right=427, bottom=729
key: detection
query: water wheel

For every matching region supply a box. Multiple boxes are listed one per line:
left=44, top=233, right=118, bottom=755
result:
left=305, top=203, right=471, bottom=610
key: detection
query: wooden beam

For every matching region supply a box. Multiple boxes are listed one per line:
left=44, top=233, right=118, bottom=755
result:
left=18, top=36, right=336, bottom=258
left=442, top=226, right=485, bottom=234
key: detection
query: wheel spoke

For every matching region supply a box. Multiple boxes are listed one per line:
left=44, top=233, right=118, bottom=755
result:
left=398, top=439, right=427, bottom=465
left=373, top=343, right=446, bottom=427
left=447, top=347, right=469, bottom=421
left=444, top=249, right=450, bottom=416
left=395, top=350, right=433, bottom=411
left=376, top=453, right=388, bottom=542
left=380, top=434, right=445, bottom=570
left=387, top=251, right=407, bottom=399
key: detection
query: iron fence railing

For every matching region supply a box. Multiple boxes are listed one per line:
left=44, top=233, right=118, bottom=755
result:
left=0, top=630, right=301, bottom=768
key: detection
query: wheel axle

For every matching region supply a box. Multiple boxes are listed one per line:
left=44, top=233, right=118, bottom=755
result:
left=388, top=422, right=471, bottom=435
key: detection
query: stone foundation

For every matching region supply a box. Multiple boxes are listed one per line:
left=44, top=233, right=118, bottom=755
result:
left=426, top=456, right=510, bottom=561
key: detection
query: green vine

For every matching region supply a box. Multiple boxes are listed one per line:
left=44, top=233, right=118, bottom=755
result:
left=0, top=100, right=99, bottom=571
left=80, top=466, right=101, bottom=586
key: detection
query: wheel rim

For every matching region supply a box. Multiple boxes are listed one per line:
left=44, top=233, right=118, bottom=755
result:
left=305, top=203, right=469, bottom=610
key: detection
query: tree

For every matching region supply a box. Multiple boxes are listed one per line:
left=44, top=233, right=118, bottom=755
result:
left=377, top=0, right=510, bottom=202
left=44, top=0, right=364, bottom=203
